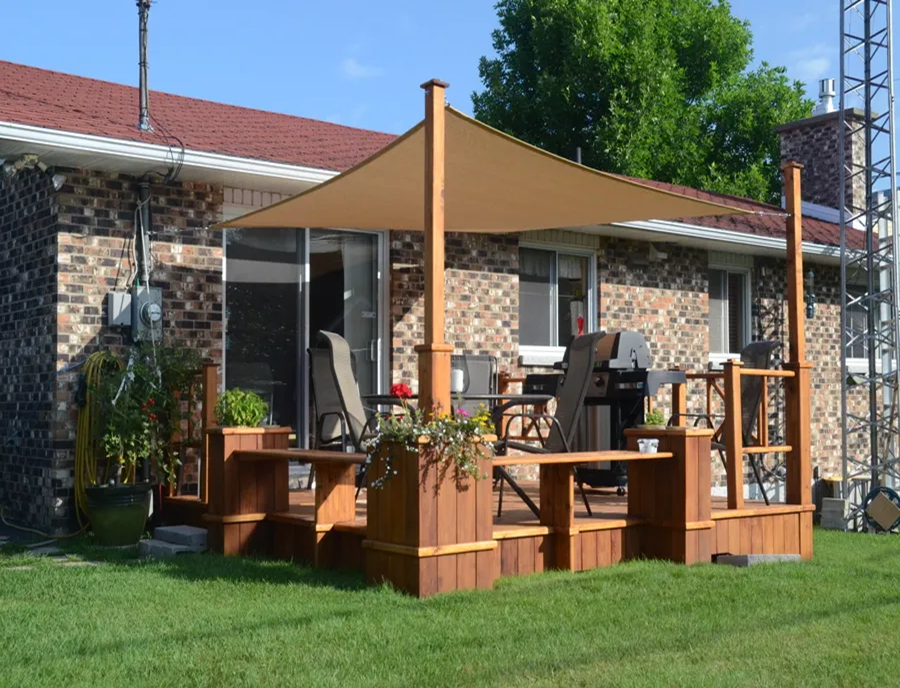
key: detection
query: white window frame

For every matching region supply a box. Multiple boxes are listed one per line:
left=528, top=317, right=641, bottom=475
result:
left=518, top=243, right=598, bottom=367
left=708, top=265, right=752, bottom=369
left=844, top=282, right=876, bottom=375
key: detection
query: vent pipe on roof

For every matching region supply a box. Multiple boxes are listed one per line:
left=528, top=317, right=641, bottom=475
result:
left=137, top=0, right=153, bottom=132
left=814, top=78, right=837, bottom=115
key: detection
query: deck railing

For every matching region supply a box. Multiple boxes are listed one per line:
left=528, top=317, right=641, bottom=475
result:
left=667, top=360, right=801, bottom=510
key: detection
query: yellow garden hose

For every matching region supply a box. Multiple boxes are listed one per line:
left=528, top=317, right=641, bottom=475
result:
left=74, top=351, right=124, bottom=528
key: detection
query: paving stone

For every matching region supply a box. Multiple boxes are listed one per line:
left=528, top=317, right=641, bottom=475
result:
left=60, top=560, right=99, bottom=567
left=716, top=554, right=802, bottom=567
left=138, top=539, right=201, bottom=559
left=29, top=546, right=63, bottom=557
left=153, top=525, right=207, bottom=548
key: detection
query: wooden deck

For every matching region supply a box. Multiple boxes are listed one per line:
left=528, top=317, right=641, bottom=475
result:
left=167, top=477, right=812, bottom=581
left=271, top=481, right=805, bottom=527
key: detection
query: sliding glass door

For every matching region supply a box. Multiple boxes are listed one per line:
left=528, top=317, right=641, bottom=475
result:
left=308, top=230, right=380, bottom=398
left=224, top=227, right=385, bottom=446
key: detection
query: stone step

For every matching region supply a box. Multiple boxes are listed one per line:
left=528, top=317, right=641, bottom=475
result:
left=138, top=538, right=204, bottom=559
left=716, top=554, right=802, bottom=567
left=153, top=525, right=207, bottom=548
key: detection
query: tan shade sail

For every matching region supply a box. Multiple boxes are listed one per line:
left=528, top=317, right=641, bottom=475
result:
left=221, top=106, right=748, bottom=232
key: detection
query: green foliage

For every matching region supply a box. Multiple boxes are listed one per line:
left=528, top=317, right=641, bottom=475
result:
left=363, top=403, right=495, bottom=488
left=1, top=531, right=899, bottom=686
left=214, top=388, right=269, bottom=428
left=644, top=408, right=666, bottom=426
left=100, top=344, right=202, bottom=486
left=472, top=0, right=813, bottom=203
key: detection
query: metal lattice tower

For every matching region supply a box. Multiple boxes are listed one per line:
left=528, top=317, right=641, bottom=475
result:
left=839, top=0, right=900, bottom=527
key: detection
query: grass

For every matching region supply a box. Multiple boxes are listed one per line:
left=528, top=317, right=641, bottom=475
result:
left=0, top=530, right=898, bottom=687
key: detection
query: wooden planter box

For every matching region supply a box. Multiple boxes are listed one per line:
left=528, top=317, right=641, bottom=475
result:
left=364, top=441, right=498, bottom=597
left=204, top=426, right=292, bottom=556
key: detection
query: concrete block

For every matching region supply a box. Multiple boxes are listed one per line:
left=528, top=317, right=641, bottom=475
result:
left=153, top=525, right=207, bottom=548
left=716, top=554, right=802, bottom=567
left=821, top=497, right=849, bottom=531
left=138, top=539, right=201, bottom=559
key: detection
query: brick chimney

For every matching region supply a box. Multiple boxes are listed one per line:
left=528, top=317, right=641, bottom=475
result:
left=776, top=78, right=866, bottom=212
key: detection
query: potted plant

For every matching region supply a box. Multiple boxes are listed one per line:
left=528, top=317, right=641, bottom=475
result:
left=363, top=404, right=495, bottom=489
left=214, top=388, right=269, bottom=427
left=86, top=344, right=201, bottom=546
left=636, top=408, right=666, bottom=453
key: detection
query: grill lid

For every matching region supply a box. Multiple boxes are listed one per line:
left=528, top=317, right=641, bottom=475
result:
left=593, top=331, right=653, bottom=370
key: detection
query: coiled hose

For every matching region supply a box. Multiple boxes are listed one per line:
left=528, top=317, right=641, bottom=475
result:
left=74, top=351, right=124, bottom=528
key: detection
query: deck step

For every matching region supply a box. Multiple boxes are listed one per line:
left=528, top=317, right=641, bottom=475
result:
left=153, top=525, right=207, bottom=548
left=138, top=538, right=204, bottom=559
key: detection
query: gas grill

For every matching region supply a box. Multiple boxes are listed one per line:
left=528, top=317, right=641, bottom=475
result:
left=559, top=331, right=686, bottom=492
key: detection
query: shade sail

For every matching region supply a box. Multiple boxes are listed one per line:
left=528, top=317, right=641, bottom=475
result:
left=221, top=106, right=749, bottom=232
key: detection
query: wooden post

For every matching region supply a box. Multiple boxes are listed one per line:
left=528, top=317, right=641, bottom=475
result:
left=199, top=361, right=218, bottom=503
left=625, top=427, right=714, bottom=564
left=782, top=162, right=813, bottom=516
left=671, top=380, right=687, bottom=428
left=723, top=360, right=744, bottom=510
left=364, top=443, right=497, bottom=597
left=203, top=427, right=291, bottom=555
left=539, top=464, right=577, bottom=570
left=415, top=79, right=453, bottom=420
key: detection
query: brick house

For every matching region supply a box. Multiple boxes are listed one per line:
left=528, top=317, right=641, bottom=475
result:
left=0, top=60, right=865, bottom=533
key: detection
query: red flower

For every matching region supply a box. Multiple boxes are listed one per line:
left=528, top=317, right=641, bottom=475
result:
left=390, top=383, right=413, bottom=399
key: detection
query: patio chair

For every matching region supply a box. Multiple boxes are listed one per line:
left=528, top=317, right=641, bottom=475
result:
left=309, top=331, right=396, bottom=498
left=450, top=354, right=498, bottom=416
left=669, top=340, right=781, bottom=505
left=492, top=333, right=601, bottom=519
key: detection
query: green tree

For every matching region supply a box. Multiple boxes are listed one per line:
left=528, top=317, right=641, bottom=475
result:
left=472, top=0, right=813, bottom=204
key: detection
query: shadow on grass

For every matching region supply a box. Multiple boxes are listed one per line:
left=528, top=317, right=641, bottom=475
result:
left=62, top=534, right=368, bottom=592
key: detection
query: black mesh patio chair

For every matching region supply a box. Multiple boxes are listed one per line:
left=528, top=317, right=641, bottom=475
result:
left=492, top=333, right=601, bottom=519
left=450, top=354, right=499, bottom=416
left=669, top=340, right=781, bottom=505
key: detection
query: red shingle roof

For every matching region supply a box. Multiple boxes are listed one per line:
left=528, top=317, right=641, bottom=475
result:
left=0, top=60, right=394, bottom=172
left=0, top=60, right=857, bottom=248
left=632, top=178, right=863, bottom=250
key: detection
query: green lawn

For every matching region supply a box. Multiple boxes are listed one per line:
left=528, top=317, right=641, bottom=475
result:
left=0, top=530, right=897, bottom=687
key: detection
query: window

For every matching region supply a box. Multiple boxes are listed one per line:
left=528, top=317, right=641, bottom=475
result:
left=709, top=268, right=750, bottom=354
left=846, top=285, right=869, bottom=360
left=519, top=246, right=595, bottom=350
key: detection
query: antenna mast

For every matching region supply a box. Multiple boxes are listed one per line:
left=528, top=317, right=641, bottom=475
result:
left=839, top=0, right=900, bottom=528
left=137, top=0, right=153, bottom=132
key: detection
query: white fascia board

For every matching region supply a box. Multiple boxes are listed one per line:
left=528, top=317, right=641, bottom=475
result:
left=613, top=218, right=842, bottom=262
left=0, top=120, right=337, bottom=185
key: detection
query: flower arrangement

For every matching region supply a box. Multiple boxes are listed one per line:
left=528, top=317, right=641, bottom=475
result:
left=363, top=403, right=495, bottom=489
left=390, top=382, right=413, bottom=399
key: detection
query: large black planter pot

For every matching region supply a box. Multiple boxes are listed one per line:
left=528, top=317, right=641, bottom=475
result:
left=85, top=483, right=152, bottom=546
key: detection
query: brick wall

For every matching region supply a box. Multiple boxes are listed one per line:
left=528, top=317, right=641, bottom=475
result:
left=50, top=169, right=224, bottom=528
left=390, top=231, right=519, bottom=386
left=0, top=169, right=59, bottom=530
left=778, top=110, right=865, bottom=211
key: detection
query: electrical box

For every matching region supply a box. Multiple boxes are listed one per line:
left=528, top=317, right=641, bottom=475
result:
left=131, top=285, right=163, bottom=341
left=107, top=292, right=132, bottom=327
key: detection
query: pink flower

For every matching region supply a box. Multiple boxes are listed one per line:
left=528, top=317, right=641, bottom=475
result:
left=457, top=408, right=469, bottom=417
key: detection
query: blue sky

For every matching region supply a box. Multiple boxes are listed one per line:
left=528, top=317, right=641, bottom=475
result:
left=2, top=0, right=840, bottom=135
